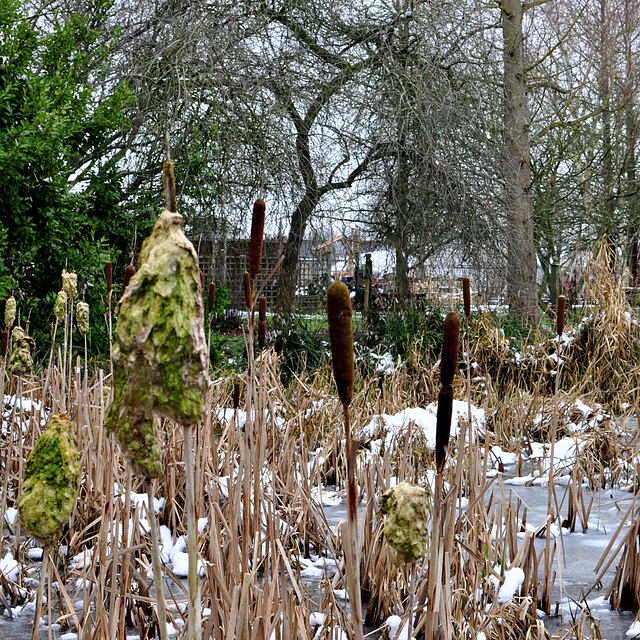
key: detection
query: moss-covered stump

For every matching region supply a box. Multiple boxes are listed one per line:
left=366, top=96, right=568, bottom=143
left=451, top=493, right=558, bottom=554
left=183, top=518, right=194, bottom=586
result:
left=380, top=482, right=429, bottom=564
left=105, top=209, right=208, bottom=478
left=17, top=414, right=79, bottom=544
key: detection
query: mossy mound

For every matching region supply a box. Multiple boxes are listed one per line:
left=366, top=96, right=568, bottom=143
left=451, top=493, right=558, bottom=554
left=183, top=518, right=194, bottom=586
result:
left=105, top=209, right=208, bottom=478
left=380, top=482, right=429, bottom=563
left=17, top=414, right=79, bottom=544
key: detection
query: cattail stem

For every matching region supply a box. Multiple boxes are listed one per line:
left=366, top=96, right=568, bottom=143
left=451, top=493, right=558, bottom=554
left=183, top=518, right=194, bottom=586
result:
left=342, top=402, right=364, bottom=640
left=107, top=263, right=114, bottom=382
left=67, top=303, right=74, bottom=412
left=31, top=546, right=48, bottom=640
left=146, top=479, right=170, bottom=640
left=183, top=424, right=202, bottom=640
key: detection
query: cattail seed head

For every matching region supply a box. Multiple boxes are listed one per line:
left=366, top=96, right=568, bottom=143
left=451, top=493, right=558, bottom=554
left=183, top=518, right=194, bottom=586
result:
left=380, top=482, right=429, bottom=563
left=105, top=261, right=113, bottom=293
left=463, top=276, right=471, bottom=318
left=7, top=326, right=35, bottom=376
left=124, top=264, right=136, bottom=290
left=163, top=160, right=177, bottom=213
left=249, top=198, right=265, bottom=278
left=258, top=295, right=266, bottom=322
left=62, top=270, right=77, bottom=300
left=4, top=296, right=16, bottom=329
left=54, top=290, right=67, bottom=321
left=243, top=271, right=252, bottom=309
left=258, top=320, right=266, bottom=350
left=208, top=282, right=216, bottom=314
left=435, top=384, right=454, bottom=473
left=76, top=301, right=89, bottom=336
left=1, top=330, right=8, bottom=357
left=17, top=413, right=79, bottom=543
left=440, top=312, right=460, bottom=386
left=233, top=380, right=241, bottom=409
left=327, top=281, right=354, bottom=406
left=557, top=295, right=566, bottom=336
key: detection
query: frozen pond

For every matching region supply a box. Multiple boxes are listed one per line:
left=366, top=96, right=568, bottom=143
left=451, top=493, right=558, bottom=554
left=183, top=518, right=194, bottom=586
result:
left=2, top=481, right=640, bottom=639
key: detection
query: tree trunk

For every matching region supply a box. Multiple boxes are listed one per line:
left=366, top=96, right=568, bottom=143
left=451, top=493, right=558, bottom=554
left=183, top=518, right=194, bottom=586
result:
left=395, top=243, right=411, bottom=299
left=598, top=0, right=617, bottom=244
left=275, top=189, right=320, bottom=314
left=501, top=0, right=539, bottom=323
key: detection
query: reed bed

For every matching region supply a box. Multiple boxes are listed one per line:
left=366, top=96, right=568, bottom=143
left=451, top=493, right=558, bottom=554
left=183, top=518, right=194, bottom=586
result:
left=0, top=246, right=640, bottom=640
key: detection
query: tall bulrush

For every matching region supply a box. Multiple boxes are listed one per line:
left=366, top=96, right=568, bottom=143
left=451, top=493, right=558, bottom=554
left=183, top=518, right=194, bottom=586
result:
left=327, top=281, right=363, bottom=640
left=62, top=270, right=77, bottom=408
left=77, top=300, right=90, bottom=390
left=240, top=197, right=266, bottom=571
left=105, top=260, right=113, bottom=377
left=425, top=311, right=459, bottom=639
left=206, top=281, right=216, bottom=368
left=258, top=295, right=267, bottom=350
left=105, top=158, right=208, bottom=640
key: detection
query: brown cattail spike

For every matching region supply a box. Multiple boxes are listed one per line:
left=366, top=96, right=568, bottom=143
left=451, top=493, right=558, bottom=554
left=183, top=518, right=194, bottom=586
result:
left=258, top=320, right=266, bottom=350
left=327, top=281, right=354, bottom=406
left=440, top=312, right=460, bottom=386
left=463, top=276, right=471, bottom=318
left=557, top=295, right=566, bottom=336
left=249, top=198, right=265, bottom=278
left=105, top=261, right=113, bottom=293
left=232, top=380, right=241, bottom=409
left=243, top=271, right=252, bottom=309
left=258, top=296, right=266, bottom=322
left=435, top=384, right=454, bottom=473
left=163, top=160, right=177, bottom=213
left=124, top=264, right=136, bottom=290
left=208, top=282, right=216, bottom=314
left=1, top=330, right=7, bottom=358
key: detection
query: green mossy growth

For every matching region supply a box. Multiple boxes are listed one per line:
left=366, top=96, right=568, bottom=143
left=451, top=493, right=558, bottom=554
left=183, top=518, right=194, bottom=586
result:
left=7, top=326, right=35, bottom=376
left=105, top=209, right=208, bottom=478
left=76, top=301, right=89, bottom=336
left=17, top=413, right=79, bottom=544
left=4, top=296, right=16, bottom=329
left=380, top=482, right=429, bottom=564
left=54, top=290, right=67, bottom=321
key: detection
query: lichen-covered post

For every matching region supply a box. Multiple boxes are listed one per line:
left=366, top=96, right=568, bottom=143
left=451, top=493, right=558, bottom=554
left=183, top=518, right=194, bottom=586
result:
left=105, top=158, right=207, bottom=640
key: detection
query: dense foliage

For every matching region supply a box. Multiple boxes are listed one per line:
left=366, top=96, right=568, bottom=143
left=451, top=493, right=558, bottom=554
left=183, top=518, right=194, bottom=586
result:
left=0, top=0, right=148, bottom=349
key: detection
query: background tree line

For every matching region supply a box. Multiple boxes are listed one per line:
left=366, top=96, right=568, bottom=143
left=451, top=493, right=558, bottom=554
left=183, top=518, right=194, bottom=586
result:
left=1, top=0, right=639, bottom=343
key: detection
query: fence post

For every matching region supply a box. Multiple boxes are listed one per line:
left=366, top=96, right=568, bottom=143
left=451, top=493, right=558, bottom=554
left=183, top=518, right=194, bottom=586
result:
left=324, top=251, right=331, bottom=289
left=364, top=253, right=372, bottom=326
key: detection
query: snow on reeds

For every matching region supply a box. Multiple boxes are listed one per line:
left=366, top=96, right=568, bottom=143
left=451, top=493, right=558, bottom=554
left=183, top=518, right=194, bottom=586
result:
left=0, top=248, right=639, bottom=639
